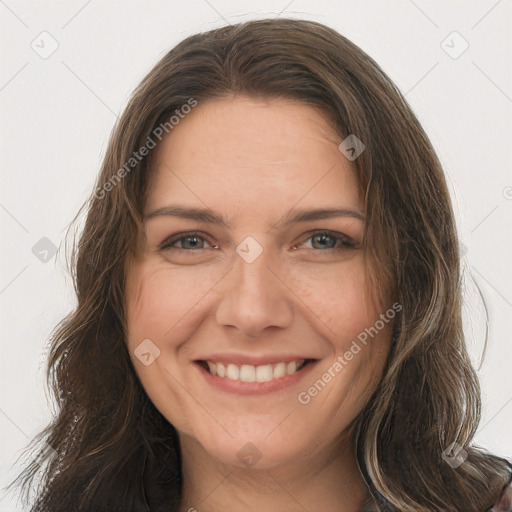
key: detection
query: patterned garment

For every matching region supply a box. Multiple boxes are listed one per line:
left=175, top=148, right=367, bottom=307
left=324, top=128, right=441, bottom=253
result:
left=491, top=482, right=512, bottom=511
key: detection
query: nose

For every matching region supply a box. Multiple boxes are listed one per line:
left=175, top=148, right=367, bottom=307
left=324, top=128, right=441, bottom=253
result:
left=215, top=247, right=294, bottom=338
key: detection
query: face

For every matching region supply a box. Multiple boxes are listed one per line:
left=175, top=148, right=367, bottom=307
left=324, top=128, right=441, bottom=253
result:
left=125, top=96, right=394, bottom=470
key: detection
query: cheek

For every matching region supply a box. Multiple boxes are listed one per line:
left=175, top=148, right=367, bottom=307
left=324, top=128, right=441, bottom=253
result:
left=288, top=259, right=392, bottom=414
left=124, top=262, right=223, bottom=434
left=125, top=261, right=223, bottom=344
left=285, top=257, right=375, bottom=344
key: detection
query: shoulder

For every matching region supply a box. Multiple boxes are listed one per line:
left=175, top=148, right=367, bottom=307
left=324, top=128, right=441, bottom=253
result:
left=491, top=481, right=512, bottom=512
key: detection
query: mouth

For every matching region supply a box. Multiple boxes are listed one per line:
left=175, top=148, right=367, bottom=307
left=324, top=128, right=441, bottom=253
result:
left=195, top=358, right=315, bottom=383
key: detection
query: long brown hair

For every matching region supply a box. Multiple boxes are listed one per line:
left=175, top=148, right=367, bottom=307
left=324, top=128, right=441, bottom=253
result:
left=6, top=18, right=511, bottom=512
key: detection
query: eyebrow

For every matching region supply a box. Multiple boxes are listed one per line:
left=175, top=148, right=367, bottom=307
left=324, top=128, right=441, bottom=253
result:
left=143, top=205, right=365, bottom=229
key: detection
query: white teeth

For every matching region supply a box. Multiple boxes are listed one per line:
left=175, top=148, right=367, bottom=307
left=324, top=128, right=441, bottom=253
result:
left=286, top=361, right=297, bottom=375
left=204, top=359, right=307, bottom=382
left=239, top=364, right=256, bottom=382
left=256, top=364, right=274, bottom=382
left=273, top=362, right=286, bottom=379
left=207, top=361, right=217, bottom=376
left=216, top=362, right=226, bottom=378
left=226, top=363, right=239, bottom=380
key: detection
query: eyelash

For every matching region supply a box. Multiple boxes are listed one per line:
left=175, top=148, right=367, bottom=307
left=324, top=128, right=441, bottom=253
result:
left=158, top=230, right=356, bottom=253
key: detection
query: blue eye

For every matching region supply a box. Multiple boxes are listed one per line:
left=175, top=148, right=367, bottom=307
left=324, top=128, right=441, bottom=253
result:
left=299, top=231, right=356, bottom=251
left=159, top=231, right=213, bottom=251
left=158, top=230, right=356, bottom=254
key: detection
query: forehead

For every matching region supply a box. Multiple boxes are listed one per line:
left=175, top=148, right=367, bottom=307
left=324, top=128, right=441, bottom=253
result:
left=144, top=96, right=362, bottom=225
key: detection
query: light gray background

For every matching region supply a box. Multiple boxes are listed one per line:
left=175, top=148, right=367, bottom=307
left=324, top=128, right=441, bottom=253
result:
left=1, top=1, right=511, bottom=510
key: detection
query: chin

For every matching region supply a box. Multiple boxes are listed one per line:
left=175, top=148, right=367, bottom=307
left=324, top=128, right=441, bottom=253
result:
left=188, top=423, right=316, bottom=471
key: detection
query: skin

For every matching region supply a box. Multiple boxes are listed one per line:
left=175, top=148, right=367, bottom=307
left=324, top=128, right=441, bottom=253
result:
left=125, top=96, right=394, bottom=512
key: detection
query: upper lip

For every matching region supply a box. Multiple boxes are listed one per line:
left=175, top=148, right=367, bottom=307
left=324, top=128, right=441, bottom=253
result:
left=194, top=353, right=318, bottom=366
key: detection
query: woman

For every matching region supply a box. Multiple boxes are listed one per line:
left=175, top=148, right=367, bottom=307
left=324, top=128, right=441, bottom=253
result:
left=8, top=18, right=511, bottom=512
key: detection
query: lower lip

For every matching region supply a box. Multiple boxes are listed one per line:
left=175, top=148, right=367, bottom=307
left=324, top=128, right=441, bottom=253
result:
left=195, top=361, right=318, bottom=395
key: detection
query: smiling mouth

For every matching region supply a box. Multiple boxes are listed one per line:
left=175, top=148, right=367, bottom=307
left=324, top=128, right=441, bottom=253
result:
left=195, top=359, right=314, bottom=383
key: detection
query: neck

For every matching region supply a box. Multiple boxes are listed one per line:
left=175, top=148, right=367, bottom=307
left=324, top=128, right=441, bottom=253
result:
left=177, top=433, right=373, bottom=512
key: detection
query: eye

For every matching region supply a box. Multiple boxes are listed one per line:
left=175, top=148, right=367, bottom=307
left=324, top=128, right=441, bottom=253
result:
left=295, top=230, right=356, bottom=252
left=158, top=231, right=216, bottom=252
left=158, top=230, right=357, bottom=255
